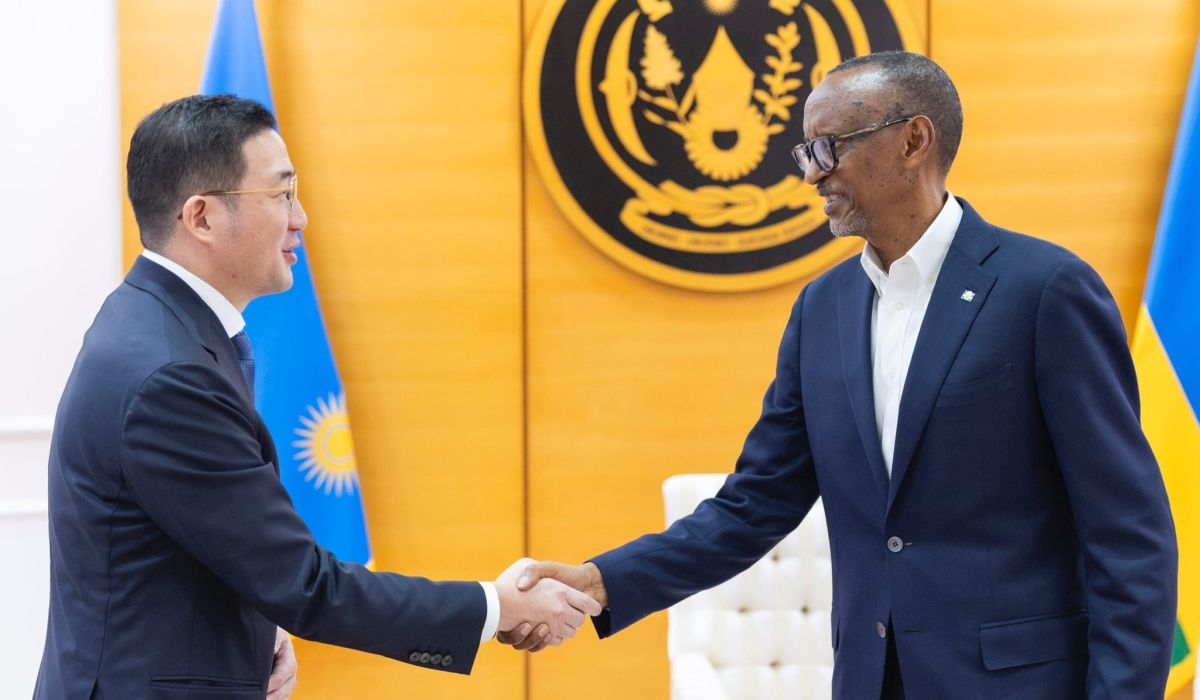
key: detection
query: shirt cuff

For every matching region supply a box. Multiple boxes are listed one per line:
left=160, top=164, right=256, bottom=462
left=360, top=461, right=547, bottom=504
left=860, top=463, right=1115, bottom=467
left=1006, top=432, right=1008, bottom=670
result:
left=479, top=581, right=500, bottom=642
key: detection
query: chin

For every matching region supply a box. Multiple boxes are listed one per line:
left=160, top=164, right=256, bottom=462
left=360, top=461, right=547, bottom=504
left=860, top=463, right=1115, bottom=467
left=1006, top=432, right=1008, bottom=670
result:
left=829, top=220, right=856, bottom=238
left=267, top=271, right=294, bottom=296
left=830, top=213, right=869, bottom=239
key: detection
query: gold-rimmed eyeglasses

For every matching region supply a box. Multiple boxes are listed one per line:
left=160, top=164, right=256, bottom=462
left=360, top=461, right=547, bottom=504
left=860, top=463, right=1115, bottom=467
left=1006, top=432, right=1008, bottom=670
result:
left=203, top=173, right=298, bottom=208
left=792, top=117, right=918, bottom=175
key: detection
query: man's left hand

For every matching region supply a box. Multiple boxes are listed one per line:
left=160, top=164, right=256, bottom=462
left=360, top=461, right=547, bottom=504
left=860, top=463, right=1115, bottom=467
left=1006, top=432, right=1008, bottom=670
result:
left=268, top=627, right=297, bottom=700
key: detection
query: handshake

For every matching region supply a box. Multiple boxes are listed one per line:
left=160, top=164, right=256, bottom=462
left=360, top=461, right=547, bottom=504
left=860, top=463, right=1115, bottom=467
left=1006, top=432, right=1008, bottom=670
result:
left=491, top=559, right=609, bottom=652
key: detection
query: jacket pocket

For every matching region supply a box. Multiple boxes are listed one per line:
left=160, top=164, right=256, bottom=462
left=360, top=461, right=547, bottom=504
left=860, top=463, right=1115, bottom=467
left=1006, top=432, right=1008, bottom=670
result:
left=150, top=676, right=261, bottom=700
left=936, top=363, right=1014, bottom=409
left=979, top=609, right=1088, bottom=671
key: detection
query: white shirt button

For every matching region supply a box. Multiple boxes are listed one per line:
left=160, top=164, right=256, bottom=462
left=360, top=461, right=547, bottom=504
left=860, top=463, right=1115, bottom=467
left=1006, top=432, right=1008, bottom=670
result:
left=893, top=301, right=904, bottom=311
left=887, top=371, right=897, bottom=382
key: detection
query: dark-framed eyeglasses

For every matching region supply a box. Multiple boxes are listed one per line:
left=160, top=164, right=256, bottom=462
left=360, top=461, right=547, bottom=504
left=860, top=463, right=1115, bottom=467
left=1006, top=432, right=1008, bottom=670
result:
left=791, top=117, right=918, bottom=174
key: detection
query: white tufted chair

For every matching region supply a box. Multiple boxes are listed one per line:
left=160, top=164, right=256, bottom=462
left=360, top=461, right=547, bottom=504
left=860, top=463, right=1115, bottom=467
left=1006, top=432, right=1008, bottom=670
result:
left=664, top=474, right=833, bottom=700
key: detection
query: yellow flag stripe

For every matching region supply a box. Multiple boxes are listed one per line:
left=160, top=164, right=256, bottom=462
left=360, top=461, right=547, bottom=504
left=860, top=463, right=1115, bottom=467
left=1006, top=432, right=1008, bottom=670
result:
left=1132, top=308, right=1200, bottom=696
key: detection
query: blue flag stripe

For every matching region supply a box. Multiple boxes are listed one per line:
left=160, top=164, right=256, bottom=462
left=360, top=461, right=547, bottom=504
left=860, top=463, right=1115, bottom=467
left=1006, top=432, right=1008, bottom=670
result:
left=1145, top=38, right=1200, bottom=413
left=200, top=0, right=274, bottom=113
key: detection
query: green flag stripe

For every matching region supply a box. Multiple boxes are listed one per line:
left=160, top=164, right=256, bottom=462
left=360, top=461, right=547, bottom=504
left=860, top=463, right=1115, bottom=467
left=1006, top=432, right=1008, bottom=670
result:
left=1172, top=618, right=1191, bottom=667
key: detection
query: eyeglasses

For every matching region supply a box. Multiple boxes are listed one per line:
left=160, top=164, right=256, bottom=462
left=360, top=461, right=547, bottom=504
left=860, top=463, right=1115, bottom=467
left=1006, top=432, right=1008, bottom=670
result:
left=791, top=117, right=918, bottom=174
left=203, top=174, right=298, bottom=208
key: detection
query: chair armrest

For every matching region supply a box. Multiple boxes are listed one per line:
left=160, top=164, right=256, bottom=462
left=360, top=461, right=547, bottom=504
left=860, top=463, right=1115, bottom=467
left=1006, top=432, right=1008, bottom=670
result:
left=670, top=651, right=729, bottom=700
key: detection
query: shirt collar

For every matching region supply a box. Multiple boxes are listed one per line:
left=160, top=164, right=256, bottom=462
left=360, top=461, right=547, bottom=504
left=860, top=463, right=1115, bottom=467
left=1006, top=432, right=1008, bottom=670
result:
left=140, top=250, right=245, bottom=338
left=860, top=192, right=963, bottom=296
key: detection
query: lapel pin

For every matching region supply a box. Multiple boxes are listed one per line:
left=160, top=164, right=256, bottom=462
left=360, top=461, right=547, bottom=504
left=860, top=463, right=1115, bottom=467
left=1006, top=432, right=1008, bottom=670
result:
left=960, top=290, right=976, bottom=302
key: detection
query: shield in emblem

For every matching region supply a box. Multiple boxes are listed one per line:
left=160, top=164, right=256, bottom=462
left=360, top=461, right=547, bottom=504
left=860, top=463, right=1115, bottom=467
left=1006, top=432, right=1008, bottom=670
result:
left=525, top=0, right=922, bottom=291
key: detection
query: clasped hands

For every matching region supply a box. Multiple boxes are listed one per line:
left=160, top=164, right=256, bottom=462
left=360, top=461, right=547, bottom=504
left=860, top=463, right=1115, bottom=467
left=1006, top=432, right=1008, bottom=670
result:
left=493, top=559, right=608, bottom=652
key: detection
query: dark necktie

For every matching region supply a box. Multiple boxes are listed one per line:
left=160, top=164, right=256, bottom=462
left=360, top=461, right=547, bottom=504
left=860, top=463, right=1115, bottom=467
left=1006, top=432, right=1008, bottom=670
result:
left=230, top=330, right=256, bottom=402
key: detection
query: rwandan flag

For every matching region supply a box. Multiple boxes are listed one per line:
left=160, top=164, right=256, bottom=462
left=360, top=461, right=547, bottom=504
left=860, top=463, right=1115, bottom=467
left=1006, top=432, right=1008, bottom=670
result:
left=200, top=0, right=373, bottom=567
left=1132, top=37, right=1200, bottom=699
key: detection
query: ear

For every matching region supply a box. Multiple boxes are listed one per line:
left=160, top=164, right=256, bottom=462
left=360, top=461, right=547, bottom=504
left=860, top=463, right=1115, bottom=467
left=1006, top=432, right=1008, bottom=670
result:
left=901, top=115, right=937, bottom=170
left=177, top=195, right=218, bottom=245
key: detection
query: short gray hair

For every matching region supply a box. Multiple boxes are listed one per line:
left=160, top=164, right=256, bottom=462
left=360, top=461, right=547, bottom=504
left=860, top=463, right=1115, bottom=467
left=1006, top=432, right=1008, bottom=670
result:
left=829, top=51, right=963, bottom=173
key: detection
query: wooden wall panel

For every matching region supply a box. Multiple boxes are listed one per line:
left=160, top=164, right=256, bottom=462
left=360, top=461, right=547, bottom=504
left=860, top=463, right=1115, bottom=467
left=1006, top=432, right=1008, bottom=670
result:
left=118, top=2, right=526, bottom=699
left=521, top=2, right=929, bottom=699
left=935, top=0, right=1200, bottom=331
left=118, top=3, right=211, bottom=265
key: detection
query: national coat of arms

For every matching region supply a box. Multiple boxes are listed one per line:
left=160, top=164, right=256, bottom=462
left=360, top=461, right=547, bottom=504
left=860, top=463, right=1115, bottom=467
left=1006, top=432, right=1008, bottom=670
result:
left=525, top=0, right=921, bottom=291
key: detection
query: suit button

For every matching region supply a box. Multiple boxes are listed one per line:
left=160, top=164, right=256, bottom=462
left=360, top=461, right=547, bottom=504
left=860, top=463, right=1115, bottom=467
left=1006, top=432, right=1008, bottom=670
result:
left=887, top=537, right=904, bottom=553
left=420, top=653, right=432, bottom=664
left=409, top=651, right=421, bottom=663
left=430, top=654, right=443, bottom=665
left=877, top=622, right=888, bottom=638
left=441, top=655, right=454, bottom=667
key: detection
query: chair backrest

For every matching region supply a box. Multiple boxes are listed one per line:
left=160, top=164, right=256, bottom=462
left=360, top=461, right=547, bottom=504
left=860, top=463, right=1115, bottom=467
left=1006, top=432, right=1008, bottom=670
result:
left=664, top=474, right=833, bottom=700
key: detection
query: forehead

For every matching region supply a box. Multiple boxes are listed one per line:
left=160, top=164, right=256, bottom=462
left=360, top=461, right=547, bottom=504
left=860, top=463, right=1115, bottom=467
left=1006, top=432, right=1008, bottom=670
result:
left=240, top=129, right=293, bottom=182
left=803, top=68, right=892, bottom=136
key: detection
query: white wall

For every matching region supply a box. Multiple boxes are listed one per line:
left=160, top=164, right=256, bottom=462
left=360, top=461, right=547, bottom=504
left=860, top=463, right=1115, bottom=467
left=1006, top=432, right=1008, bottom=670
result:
left=0, top=0, right=121, bottom=696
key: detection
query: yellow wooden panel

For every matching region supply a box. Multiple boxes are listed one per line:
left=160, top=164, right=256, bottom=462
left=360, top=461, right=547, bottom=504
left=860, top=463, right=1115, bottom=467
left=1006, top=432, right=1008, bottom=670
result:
left=904, top=0, right=929, bottom=52
left=935, top=0, right=1200, bottom=331
left=119, top=2, right=526, bottom=698
left=521, top=2, right=928, bottom=698
left=118, top=2, right=212, bottom=268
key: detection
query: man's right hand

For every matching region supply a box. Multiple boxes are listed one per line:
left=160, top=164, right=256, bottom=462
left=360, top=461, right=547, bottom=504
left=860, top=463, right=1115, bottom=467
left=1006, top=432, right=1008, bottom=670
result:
left=517, top=561, right=608, bottom=607
left=493, top=559, right=602, bottom=651
left=496, top=561, right=609, bottom=652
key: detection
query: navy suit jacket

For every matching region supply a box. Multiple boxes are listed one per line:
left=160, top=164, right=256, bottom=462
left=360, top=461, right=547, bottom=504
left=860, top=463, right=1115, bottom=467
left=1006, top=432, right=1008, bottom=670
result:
left=35, top=258, right=486, bottom=700
left=590, top=200, right=1177, bottom=699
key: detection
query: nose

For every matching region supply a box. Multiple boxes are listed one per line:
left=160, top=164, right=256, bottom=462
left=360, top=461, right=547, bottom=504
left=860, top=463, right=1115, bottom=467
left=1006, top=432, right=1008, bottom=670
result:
left=290, top=197, right=309, bottom=231
left=803, top=161, right=828, bottom=186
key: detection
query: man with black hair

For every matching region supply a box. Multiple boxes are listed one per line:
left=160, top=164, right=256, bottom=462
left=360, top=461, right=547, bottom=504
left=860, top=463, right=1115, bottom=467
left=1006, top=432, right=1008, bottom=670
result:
left=511, top=52, right=1177, bottom=700
left=35, top=94, right=599, bottom=700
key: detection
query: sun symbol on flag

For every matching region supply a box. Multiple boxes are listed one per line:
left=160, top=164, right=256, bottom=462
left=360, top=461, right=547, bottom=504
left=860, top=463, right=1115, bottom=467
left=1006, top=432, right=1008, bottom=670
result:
left=293, top=392, right=359, bottom=497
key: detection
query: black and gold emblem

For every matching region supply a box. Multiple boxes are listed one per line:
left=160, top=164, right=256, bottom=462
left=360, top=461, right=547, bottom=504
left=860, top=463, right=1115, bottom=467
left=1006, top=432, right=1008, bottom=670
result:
left=525, top=0, right=921, bottom=291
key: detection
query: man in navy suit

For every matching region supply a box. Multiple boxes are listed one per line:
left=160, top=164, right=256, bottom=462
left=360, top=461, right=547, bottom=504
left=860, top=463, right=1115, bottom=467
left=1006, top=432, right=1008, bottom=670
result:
left=35, top=94, right=599, bottom=700
left=509, top=52, right=1177, bottom=698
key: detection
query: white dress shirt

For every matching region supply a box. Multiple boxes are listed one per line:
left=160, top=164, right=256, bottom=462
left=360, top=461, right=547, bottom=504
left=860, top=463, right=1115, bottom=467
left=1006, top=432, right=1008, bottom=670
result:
left=859, top=194, right=963, bottom=475
left=139, top=251, right=501, bottom=642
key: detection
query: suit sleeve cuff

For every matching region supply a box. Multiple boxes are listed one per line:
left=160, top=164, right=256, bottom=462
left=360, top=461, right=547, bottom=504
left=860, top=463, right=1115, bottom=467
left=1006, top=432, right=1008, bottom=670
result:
left=479, top=581, right=500, bottom=642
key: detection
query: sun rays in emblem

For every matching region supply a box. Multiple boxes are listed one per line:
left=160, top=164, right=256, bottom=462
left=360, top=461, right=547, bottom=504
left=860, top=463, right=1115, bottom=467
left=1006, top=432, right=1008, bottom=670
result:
left=293, top=392, right=359, bottom=497
left=703, top=0, right=738, bottom=15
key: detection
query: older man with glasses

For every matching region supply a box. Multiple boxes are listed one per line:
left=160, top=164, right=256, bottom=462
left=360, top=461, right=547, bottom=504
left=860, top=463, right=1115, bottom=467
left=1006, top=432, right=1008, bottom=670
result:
left=511, top=51, right=1177, bottom=700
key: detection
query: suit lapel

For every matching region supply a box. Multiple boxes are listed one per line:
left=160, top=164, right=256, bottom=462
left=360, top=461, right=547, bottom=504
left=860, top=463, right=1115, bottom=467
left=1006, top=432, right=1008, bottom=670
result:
left=838, top=270, right=891, bottom=500
left=125, top=257, right=219, bottom=358
left=124, top=257, right=255, bottom=411
left=886, top=201, right=999, bottom=513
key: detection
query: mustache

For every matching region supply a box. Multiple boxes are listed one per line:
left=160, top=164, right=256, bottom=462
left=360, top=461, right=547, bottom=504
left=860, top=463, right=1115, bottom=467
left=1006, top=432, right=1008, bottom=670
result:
left=817, top=185, right=845, bottom=197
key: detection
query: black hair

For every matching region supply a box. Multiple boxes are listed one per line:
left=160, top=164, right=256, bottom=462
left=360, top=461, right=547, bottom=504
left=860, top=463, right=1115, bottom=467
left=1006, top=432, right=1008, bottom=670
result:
left=829, top=51, right=963, bottom=173
left=126, top=94, right=277, bottom=250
